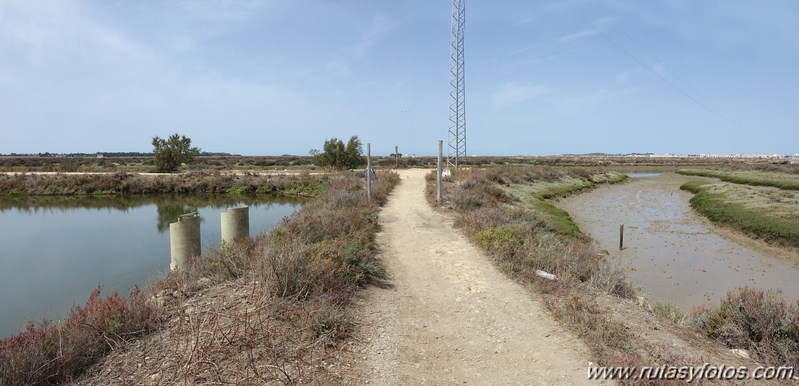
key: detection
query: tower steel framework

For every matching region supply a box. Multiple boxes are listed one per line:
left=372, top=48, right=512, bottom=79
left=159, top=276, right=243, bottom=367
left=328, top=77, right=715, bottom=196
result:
left=447, top=0, right=466, bottom=171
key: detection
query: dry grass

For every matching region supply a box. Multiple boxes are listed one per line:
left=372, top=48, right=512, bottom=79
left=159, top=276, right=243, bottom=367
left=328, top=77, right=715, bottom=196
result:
left=429, top=167, right=633, bottom=295
left=0, top=171, right=324, bottom=197
left=0, top=286, right=160, bottom=385
left=0, top=171, right=400, bottom=385
left=691, top=288, right=799, bottom=369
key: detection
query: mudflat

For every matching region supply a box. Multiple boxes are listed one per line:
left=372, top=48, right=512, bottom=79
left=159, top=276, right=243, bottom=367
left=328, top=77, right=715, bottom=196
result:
left=560, top=173, right=799, bottom=309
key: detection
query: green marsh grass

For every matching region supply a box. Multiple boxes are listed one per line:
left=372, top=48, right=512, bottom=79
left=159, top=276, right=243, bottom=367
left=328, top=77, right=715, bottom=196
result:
left=678, top=169, right=799, bottom=190
left=680, top=181, right=799, bottom=248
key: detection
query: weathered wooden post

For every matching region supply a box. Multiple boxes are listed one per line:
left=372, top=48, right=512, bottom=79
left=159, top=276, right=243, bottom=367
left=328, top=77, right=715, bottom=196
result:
left=619, top=223, right=624, bottom=250
left=221, top=206, right=249, bottom=245
left=437, top=140, right=443, bottom=204
left=366, top=143, right=372, bottom=203
left=170, top=213, right=201, bottom=271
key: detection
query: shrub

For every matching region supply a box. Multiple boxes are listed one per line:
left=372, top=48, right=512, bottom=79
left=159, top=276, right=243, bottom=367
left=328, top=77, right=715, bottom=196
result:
left=152, top=133, right=201, bottom=173
left=475, top=225, right=526, bottom=257
left=309, top=136, right=365, bottom=170
left=691, top=288, right=799, bottom=368
left=651, top=302, right=685, bottom=324
left=433, top=167, right=635, bottom=292
left=0, top=286, right=159, bottom=385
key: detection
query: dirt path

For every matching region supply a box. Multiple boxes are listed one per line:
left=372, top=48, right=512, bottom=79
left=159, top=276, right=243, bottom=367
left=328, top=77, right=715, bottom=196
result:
left=354, top=169, right=596, bottom=385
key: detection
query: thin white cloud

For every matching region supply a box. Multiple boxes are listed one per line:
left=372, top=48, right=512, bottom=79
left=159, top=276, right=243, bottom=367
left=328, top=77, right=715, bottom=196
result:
left=327, top=14, right=397, bottom=78
left=176, top=0, right=284, bottom=22
left=557, top=28, right=598, bottom=44
left=352, top=15, right=397, bottom=59
left=492, top=82, right=550, bottom=108
left=615, top=70, right=633, bottom=84
left=525, top=54, right=561, bottom=65
left=0, top=0, right=151, bottom=62
left=510, top=45, right=533, bottom=55
left=558, top=87, right=638, bottom=111
left=557, top=17, right=616, bottom=44
left=652, top=63, right=666, bottom=76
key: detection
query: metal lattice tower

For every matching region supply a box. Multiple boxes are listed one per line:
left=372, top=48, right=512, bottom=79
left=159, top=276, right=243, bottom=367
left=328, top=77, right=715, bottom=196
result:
left=447, top=0, right=466, bottom=171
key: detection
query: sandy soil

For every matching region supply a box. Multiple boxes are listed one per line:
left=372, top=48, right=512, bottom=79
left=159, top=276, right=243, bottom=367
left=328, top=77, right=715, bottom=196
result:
left=353, top=169, right=597, bottom=385
left=559, top=173, right=799, bottom=310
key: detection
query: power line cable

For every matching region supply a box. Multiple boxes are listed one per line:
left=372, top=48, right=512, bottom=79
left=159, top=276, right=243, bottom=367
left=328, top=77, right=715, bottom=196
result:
left=611, top=24, right=737, bottom=122
left=591, top=25, right=743, bottom=128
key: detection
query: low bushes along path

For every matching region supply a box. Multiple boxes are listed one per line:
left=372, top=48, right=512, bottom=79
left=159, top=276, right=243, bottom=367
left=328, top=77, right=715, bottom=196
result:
left=355, top=169, right=596, bottom=385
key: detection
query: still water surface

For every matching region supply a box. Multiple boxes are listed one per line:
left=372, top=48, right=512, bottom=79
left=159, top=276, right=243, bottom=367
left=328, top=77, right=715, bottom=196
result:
left=0, top=195, right=301, bottom=338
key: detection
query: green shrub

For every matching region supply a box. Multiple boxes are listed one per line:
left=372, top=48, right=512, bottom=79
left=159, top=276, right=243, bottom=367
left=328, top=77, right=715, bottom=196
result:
left=475, top=225, right=526, bottom=256
left=651, top=302, right=685, bottom=324
left=226, top=185, right=248, bottom=196
left=152, top=133, right=201, bottom=173
left=309, top=136, right=365, bottom=169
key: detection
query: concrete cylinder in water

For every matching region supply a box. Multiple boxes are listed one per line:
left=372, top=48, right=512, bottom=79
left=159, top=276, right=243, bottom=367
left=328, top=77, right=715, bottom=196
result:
left=170, top=213, right=201, bottom=271
left=221, top=206, right=249, bottom=245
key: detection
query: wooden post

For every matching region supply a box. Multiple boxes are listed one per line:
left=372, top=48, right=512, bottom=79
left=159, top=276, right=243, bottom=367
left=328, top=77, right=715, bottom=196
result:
left=437, top=140, right=443, bottom=204
left=619, top=224, right=624, bottom=250
left=395, top=145, right=399, bottom=168
left=367, top=143, right=372, bottom=203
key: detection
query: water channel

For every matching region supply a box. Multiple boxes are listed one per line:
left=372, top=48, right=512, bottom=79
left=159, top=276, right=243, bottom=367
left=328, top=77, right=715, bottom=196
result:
left=0, top=194, right=301, bottom=337
left=559, top=173, right=799, bottom=309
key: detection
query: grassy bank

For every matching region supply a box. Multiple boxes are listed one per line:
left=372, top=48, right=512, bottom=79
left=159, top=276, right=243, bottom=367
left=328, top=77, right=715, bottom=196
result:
left=680, top=181, right=799, bottom=248
left=427, top=167, right=651, bottom=376
left=0, top=171, right=325, bottom=197
left=427, top=167, right=629, bottom=284
left=678, top=168, right=799, bottom=190
left=0, top=171, right=399, bottom=385
left=500, top=171, right=626, bottom=236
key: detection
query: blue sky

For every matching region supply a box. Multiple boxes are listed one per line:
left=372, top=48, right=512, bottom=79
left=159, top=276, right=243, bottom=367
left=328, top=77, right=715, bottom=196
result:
left=0, top=0, right=796, bottom=156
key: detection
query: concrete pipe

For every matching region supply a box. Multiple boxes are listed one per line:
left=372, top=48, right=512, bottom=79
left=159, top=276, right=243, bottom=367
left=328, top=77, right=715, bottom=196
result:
left=170, top=213, right=201, bottom=271
left=221, top=206, right=249, bottom=245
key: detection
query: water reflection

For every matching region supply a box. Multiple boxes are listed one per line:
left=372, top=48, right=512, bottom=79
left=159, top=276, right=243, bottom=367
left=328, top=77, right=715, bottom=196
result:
left=156, top=203, right=199, bottom=232
left=0, top=194, right=302, bottom=338
left=0, top=194, right=302, bottom=233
